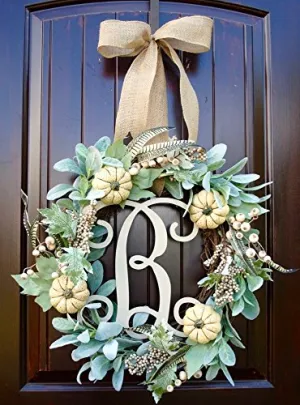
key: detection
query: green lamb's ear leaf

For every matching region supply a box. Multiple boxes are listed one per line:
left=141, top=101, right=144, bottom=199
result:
left=52, top=317, right=78, bottom=333
left=215, top=184, right=230, bottom=201
left=202, top=171, right=211, bottom=192
left=94, top=136, right=111, bottom=152
left=121, top=153, right=132, bottom=170
left=71, top=340, right=103, bottom=361
left=86, top=146, right=102, bottom=177
left=206, top=144, right=227, bottom=164
left=91, top=225, right=108, bottom=238
left=96, top=279, right=116, bottom=296
left=220, top=362, right=235, bottom=386
left=69, top=190, right=85, bottom=201
left=233, top=277, right=246, bottom=301
left=103, top=339, right=119, bottom=361
left=228, top=196, right=241, bottom=207
left=129, top=186, right=155, bottom=201
left=77, top=329, right=90, bottom=344
left=133, top=168, right=163, bottom=190
left=241, top=290, right=260, bottom=320
left=231, top=173, right=260, bottom=184
left=164, top=178, right=183, bottom=199
left=239, top=192, right=260, bottom=203
left=185, top=344, right=209, bottom=378
left=47, top=184, right=74, bottom=200
left=203, top=343, right=219, bottom=365
left=86, top=248, right=105, bottom=262
left=207, top=159, right=226, bottom=171
left=86, top=189, right=106, bottom=201
left=95, top=322, right=123, bottom=341
left=206, top=364, right=220, bottom=381
left=90, top=355, right=112, bottom=380
left=54, top=158, right=83, bottom=175
left=88, top=261, right=104, bottom=294
left=133, top=312, right=149, bottom=327
left=212, top=189, right=224, bottom=208
left=231, top=298, right=245, bottom=317
left=182, top=179, right=194, bottom=190
left=106, top=139, right=127, bottom=160
left=183, top=189, right=194, bottom=217
left=112, top=364, right=125, bottom=391
left=229, top=336, right=246, bottom=349
left=256, top=194, right=271, bottom=203
left=228, top=182, right=241, bottom=197
left=191, top=164, right=208, bottom=183
left=137, top=341, right=151, bottom=356
left=240, top=181, right=273, bottom=192
left=76, top=362, right=91, bottom=384
left=214, top=157, right=248, bottom=178
left=50, top=334, right=79, bottom=349
left=219, top=341, right=236, bottom=366
left=246, top=275, right=264, bottom=292
left=74, top=176, right=89, bottom=196
left=225, top=306, right=241, bottom=340
left=102, top=157, right=123, bottom=168
left=113, top=355, right=123, bottom=372
left=75, top=143, right=88, bottom=161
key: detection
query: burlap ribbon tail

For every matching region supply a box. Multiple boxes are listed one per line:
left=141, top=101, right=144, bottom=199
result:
left=98, top=16, right=213, bottom=143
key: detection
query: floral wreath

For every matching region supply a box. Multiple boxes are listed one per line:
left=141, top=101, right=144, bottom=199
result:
left=13, top=15, right=296, bottom=403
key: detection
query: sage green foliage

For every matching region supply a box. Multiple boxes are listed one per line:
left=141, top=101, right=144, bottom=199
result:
left=39, top=204, right=77, bottom=240
left=148, top=323, right=180, bottom=353
left=59, top=247, right=93, bottom=284
left=12, top=257, right=58, bottom=311
left=51, top=302, right=142, bottom=392
left=14, top=133, right=276, bottom=402
left=170, top=143, right=271, bottom=215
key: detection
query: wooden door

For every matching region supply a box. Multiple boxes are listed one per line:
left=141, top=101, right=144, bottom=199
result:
left=1, top=0, right=299, bottom=404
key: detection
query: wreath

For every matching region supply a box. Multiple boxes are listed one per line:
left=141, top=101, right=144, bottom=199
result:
left=13, top=15, right=296, bottom=403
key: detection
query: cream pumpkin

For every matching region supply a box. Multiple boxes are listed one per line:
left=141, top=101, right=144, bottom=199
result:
left=49, top=275, right=90, bottom=314
left=189, top=190, right=229, bottom=229
left=183, top=303, right=222, bottom=344
left=92, top=166, right=133, bottom=205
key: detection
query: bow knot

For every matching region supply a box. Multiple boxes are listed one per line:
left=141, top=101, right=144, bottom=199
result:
left=98, top=16, right=213, bottom=142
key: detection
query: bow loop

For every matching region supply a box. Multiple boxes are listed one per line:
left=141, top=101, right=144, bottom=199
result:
left=98, top=16, right=213, bottom=141
left=98, top=20, right=151, bottom=58
left=153, top=16, right=213, bottom=53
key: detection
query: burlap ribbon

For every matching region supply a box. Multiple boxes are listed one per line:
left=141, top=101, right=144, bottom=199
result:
left=98, top=16, right=213, bottom=142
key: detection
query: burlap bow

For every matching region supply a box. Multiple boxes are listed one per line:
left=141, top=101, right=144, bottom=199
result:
left=98, top=16, right=213, bottom=142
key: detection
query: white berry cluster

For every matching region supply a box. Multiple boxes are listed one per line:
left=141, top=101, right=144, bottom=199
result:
left=213, top=265, right=243, bottom=306
left=73, top=202, right=97, bottom=254
left=226, top=208, right=272, bottom=263
left=166, top=369, right=202, bottom=393
left=204, top=242, right=244, bottom=306
left=125, top=345, right=169, bottom=376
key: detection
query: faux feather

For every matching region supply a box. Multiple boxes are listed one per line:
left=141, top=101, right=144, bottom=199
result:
left=148, top=345, right=189, bottom=383
left=21, top=190, right=39, bottom=248
left=127, top=127, right=173, bottom=158
left=268, top=260, right=299, bottom=274
left=231, top=231, right=257, bottom=274
left=136, top=140, right=195, bottom=162
left=132, top=324, right=153, bottom=335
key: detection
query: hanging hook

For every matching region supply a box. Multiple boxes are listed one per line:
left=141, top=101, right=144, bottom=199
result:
left=149, top=0, right=159, bottom=33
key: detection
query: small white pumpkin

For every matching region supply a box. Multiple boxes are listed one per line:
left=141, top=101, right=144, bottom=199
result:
left=92, top=166, right=132, bottom=205
left=49, top=275, right=90, bottom=314
left=183, top=303, right=222, bottom=344
left=189, top=190, right=229, bottom=229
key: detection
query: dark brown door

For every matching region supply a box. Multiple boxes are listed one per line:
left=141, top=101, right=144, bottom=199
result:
left=1, top=0, right=300, bottom=404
